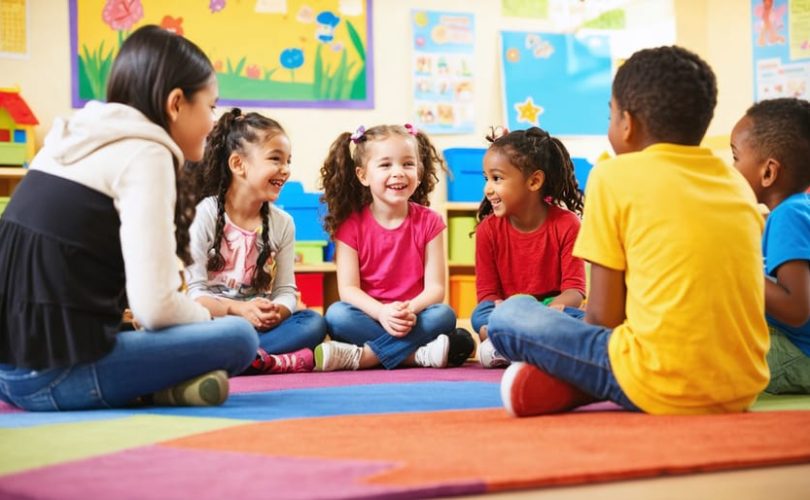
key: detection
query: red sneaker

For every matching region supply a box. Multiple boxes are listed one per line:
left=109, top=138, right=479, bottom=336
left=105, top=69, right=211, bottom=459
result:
left=500, top=362, right=595, bottom=417
left=264, top=348, right=315, bottom=374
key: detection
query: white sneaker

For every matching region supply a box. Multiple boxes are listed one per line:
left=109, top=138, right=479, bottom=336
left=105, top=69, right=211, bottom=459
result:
left=414, top=334, right=449, bottom=368
left=479, top=338, right=510, bottom=368
left=314, top=341, right=362, bottom=371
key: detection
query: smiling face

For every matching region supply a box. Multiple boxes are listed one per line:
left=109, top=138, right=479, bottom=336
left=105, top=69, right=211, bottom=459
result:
left=483, top=148, right=538, bottom=218
left=239, top=132, right=292, bottom=203
left=356, top=134, right=420, bottom=208
left=730, top=115, right=767, bottom=202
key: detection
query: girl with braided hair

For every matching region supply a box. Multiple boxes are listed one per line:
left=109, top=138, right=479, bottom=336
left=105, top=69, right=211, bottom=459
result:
left=473, top=126, right=586, bottom=368
left=315, top=124, right=474, bottom=371
left=186, top=108, right=326, bottom=375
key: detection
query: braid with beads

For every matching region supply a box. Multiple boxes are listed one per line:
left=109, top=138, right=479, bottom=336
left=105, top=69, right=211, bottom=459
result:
left=193, top=107, right=285, bottom=292
left=476, top=127, right=583, bottom=223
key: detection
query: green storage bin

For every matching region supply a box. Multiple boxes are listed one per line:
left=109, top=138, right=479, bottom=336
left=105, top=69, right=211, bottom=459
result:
left=294, top=240, right=327, bottom=264
left=448, top=215, right=476, bottom=264
left=0, top=196, right=9, bottom=217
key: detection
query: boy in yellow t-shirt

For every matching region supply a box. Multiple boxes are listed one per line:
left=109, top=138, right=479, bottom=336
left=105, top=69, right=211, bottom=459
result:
left=489, top=46, right=769, bottom=416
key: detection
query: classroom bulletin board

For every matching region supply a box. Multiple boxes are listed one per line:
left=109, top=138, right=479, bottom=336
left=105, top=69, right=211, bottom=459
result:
left=751, top=0, right=810, bottom=102
left=69, top=0, right=373, bottom=109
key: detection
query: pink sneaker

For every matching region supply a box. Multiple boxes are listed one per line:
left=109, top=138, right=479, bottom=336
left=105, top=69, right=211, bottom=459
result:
left=500, top=362, right=595, bottom=417
left=263, top=348, right=315, bottom=374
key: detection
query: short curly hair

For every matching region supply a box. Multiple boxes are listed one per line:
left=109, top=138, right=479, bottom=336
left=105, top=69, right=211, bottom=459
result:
left=745, top=97, right=810, bottom=191
left=612, top=46, right=717, bottom=145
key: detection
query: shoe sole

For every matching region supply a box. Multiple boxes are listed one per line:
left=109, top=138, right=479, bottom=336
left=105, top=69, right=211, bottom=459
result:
left=314, top=344, right=325, bottom=371
left=500, top=362, right=526, bottom=417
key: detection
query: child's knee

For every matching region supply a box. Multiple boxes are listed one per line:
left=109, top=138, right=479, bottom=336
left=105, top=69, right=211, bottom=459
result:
left=420, top=303, right=456, bottom=332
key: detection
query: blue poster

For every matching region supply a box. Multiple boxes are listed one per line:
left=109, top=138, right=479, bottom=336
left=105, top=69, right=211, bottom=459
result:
left=750, top=0, right=810, bottom=102
left=500, top=31, right=612, bottom=135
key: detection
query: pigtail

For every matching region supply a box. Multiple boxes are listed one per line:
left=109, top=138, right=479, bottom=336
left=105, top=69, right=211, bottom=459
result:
left=547, top=137, right=583, bottom=216
left=207, top=178, right=228, bottom=272
left=174, top=160, right=197, bottom=265
left=410, top=130, right=446, bottom=206
left=251, top=202, right=272, bottom=291
left=320, top=132, right=370, bottom=238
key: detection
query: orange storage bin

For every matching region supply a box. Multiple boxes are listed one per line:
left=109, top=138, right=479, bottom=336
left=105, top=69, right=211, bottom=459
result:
left=295, top=272, right=324, bottom=310
left=449, top=274, right=476, bottom=318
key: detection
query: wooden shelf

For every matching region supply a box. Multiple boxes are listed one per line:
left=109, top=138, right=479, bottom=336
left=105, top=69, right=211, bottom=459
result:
left=0, top=167, right=26, bottom=196
left=294, top=262, right=336, bottom=273
left=445, top=201, right=479, bottom=212
left=0, top=167, right=27, bottom=177
left=448, top=262, right=475, bottom=270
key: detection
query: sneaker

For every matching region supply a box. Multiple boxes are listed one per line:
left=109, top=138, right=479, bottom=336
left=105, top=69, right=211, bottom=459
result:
left=152, top=370, right=229, bottom=407
left=414, top=334, right=449, bottom=368
left=314, top=341, right=362, bottom=371
left=479, top=338, right=510, bottom=368
left=264, top=348, right=315, bottom=373
left=447, top=328, right=475, bottom=367
left=500, top=362, right=594, bottom=417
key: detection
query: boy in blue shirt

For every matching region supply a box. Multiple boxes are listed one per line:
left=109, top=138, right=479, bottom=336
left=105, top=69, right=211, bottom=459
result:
left=731, top=97, right=810, bottom=393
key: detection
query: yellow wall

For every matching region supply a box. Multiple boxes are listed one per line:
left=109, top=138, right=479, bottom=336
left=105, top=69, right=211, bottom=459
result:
left=0, top=0, right=752, bottom=192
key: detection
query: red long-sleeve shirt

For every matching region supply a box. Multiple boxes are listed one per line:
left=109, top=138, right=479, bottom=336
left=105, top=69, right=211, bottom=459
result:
left=475, top=205, right=586, bottom=303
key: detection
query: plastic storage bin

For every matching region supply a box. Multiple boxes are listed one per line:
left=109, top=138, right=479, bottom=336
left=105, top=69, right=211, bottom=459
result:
left=449, top=274, right=476, bottom=318
left=294, top=240, right=327, bottom=264
left=276, top=181, right=329, bottom=241
left=295, top=272, right=324, bottom=313
left=572, top=157, right=593, bottom=192
left=444, top=148, right=486, bottom=202
left=448, top=215, right=475, bottom=264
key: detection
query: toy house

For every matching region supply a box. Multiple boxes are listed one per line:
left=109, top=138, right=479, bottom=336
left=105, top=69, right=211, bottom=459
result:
left=0, top=87, right=39, bottom=166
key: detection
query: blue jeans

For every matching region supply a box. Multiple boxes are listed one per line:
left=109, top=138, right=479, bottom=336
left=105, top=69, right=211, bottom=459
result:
left=488, top=295, right=639, bottom=411
left=471, top=300, right=496, bottom=337
left=325, top=302, right=456, bottom=369
left=0, top=316, right=258, bottom=411
left=258, top=309, right=326, bottom=354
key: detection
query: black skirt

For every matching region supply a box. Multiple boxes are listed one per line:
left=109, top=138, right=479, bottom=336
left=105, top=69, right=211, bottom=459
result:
left=0, top=170, right=127, bottom=369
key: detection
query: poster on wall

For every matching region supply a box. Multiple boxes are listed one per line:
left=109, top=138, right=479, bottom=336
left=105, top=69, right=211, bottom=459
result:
left=0, top=0, right=28, bottom=59
left=411, top=10, right=475, bottom=135
left=69, top=0, right=373, bottom=109
left=751, top=0, right=810, bottom=102
left=499, top=0, right=675, bottom=136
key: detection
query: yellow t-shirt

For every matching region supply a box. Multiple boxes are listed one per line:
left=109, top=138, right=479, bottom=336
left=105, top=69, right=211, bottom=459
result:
left=574, top=144, right=769, bottom=414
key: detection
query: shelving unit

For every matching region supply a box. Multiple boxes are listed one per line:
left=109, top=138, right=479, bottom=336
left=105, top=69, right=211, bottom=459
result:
left=442, top=201, right=479, bottom=324
left=0, top=167, right=25, bottom=196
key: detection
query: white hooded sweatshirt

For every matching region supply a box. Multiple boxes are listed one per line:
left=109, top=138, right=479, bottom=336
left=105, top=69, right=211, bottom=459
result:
left=29, top=101, right=210, bottom=329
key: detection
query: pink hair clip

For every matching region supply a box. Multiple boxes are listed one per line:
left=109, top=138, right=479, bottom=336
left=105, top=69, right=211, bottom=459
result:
left=350, top=125, right=366, bottom=144
left=404, top=123, right=418, bottom=136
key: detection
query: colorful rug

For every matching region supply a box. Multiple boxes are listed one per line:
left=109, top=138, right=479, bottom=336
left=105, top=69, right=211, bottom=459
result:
left=1, top=365, right=810, bottom=499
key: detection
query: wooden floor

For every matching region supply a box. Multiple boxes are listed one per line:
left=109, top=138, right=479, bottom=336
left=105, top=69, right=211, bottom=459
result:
left=461, top=462, right=810, bottom=500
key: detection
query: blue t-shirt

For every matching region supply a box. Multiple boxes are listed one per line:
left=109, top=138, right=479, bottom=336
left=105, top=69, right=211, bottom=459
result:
left=764, top=192, right=810, bottom=355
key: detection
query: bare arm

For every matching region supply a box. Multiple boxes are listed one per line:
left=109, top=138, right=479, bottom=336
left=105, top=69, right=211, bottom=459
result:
left=407, top=232, right=446, bottom=313
left=766, top=260, right=810, bottom=327
left=548, top=289, right=585, bottom=310
left=584, top=262, right=626, bottom=328
left=335, top=240, right=383, bottom=319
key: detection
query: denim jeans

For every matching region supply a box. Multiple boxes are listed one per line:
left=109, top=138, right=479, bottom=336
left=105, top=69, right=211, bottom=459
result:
left=471, top=300, right=496, bottom=337
left=488, top=295, right=639, bottom=411
left=325, top=301, right=456, bottom=369
left=258, top=309, right=327, bottom=354
left=0, top=316, right=258, bottom=411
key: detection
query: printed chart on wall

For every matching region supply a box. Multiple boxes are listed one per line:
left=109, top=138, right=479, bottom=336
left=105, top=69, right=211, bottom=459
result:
left=751, top=0, right=810, bottom=101
left=500, top=0, right=675, bottom=136
left=0, top=0, right=28, bottom=59
left=411, top=10, right=475, bottom=135
left=69, top=0, right=373, bottom=109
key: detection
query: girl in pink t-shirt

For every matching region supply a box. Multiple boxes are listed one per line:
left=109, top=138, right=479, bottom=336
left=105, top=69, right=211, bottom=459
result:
left=316, top=124, right=474, bottom=371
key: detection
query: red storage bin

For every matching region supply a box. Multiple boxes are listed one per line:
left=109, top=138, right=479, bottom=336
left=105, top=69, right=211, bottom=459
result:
left=295, top=272, right=324, bottom=312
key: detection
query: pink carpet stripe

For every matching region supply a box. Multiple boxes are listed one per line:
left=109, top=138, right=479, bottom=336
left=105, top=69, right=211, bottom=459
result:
left=229, top=363, right=504, bottom=393
left=0, top=445, right=485, bottom=499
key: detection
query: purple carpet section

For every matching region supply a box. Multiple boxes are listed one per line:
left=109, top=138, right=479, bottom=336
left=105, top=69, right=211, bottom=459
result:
left=229, top=364, right=504, bottom=393
left=0, top=445, right=486, bottom=500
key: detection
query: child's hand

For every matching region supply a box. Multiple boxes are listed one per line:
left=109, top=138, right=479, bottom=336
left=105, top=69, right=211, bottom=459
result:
left=548, top=303, right=565, bottom=312
left=252, top=298, right=284, bottom=331
left=379, top=301, right=416, bottom=337
left=232, top=298, right=277, bottom=330
left=494, top=300, right=503, bottom=307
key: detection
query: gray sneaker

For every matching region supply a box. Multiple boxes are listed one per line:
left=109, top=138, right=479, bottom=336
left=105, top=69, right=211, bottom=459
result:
left=314, top=341, right=362, bottom=371
left=479, top=338, right=510, bottom=368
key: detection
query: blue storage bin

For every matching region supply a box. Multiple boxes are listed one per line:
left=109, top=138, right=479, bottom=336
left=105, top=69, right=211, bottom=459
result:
left=445, top=148, right=486, bottom=202
left=276, top=181, right=329, bottom=241
left=572, top=157, right=593, bottom=192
